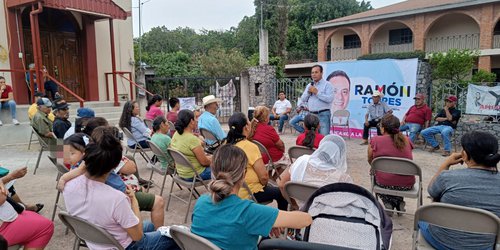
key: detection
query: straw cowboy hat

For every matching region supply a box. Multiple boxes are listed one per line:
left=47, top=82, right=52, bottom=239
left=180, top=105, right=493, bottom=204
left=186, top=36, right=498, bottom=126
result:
left=372, top=91, right=384, bottom=98
left=202, top=95, right=222, bottom=106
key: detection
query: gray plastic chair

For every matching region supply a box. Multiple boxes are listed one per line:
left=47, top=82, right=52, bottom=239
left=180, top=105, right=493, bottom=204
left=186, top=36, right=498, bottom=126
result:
left=144, top=118, right=153, bottom=129
left=122, top=127, right=152, bottom=163
left=31, top=126, right=51, bottom=175
left=200, top=128, right=219, bottom=145
left=146, top=140, right=180, bottom=195
left=331, top=110, right=351, bottom=139
left=47, top=155, right=69, bottom=221
left=166, top=148, right=210, bottom=223
left=58, top=211, right=124, bottom=250
left=288, top=145, right=315, bottom=163
left=412, top=203, right=500, bottom=250
left=167, top=121, right=176, bottom=135
left=283, top=181, right=320, bottom=206
left=170, top=225, right=221, bottom=250
left=252, top=140, right=283, bottom=181
left=370, top=156, right=423, bottom=215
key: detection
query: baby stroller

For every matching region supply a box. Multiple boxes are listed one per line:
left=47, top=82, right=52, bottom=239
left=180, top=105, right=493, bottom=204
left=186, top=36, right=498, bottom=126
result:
left=301, top=182, right=393, bottom=250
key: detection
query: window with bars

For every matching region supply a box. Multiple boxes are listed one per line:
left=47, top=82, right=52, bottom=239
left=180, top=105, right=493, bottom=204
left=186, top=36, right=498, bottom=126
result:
left=389, top=28, right=413, bottom=45
left=343, top=34, right=361, bottom=49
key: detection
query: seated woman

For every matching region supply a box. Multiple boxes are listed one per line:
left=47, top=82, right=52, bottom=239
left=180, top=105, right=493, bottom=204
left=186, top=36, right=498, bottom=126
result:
left=171, top=110, right=212, bottom=181
left=367, top=114, right=414, bottom=213
left=0, top=181, right=54, bottom=249
left=279, top=134, right=352, bottom=191
left=226, top=112, right=288, bottom=210
left=420, top=131, right=500, bottom=250
left=295, top=114, right=324, bottom=149
left=191, top=144, right=312, bottom=249
left=151, top=116, right=172, bottom=170
left=62, top=129, right=178, bottom=249
left=119, top=100, right=151, bottom=149
left=1, top=167, right=44, bottom=213
left=249, top=106, right=287, bottom=165
left=145, top=94, right=165, bottom=120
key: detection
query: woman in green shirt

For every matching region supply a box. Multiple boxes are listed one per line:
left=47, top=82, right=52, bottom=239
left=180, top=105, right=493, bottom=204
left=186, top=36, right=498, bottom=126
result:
left=151, top=116, right=172, bottom=170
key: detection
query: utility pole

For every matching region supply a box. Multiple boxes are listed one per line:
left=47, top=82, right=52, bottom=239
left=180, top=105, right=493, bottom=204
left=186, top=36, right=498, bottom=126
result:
left=259, top=0, right=269, bottom=65
left=138, top=0, right=142, bottom=68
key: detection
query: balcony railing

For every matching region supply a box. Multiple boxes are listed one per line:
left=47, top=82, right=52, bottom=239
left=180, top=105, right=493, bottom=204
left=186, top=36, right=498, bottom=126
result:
left=494, top=35, right=500, bottom=49
left=371, top=42, right=414, bottom=54
left=330, top=47, right=361, bottom=61
left=426, top=33, right=479, bottom=53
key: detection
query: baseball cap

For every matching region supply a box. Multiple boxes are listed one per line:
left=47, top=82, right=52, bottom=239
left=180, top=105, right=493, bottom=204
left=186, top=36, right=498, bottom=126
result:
left=77, top=108, right=95, bottom=118
left=36, top=97, right=52, bottom=107
left=53, top=99, right=70, bottom=110
left=446, top=95, right=458, bottom=102
left=414, top=93, right=425, bottom=100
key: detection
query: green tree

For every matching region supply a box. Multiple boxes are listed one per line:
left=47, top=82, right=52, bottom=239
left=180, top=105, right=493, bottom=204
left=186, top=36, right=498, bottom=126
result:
left=197, top=48, right=248, bottom=77
left=146, top=51, right=201, bottom=77
left=429, top=49, right=479, bottom=84
left=471, top=69, right=497, bottom=85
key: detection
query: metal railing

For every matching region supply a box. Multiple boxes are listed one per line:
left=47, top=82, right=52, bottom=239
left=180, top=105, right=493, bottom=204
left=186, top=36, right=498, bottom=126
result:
left=105, top=71, right=154, bottom=104
left=493, top=35, right=500, bottom=49
left=371, top=42, right=414, bottom=54
left=273, top=77, right=311, bottom=109
left=45, top=74, right=85, bottom=107
left=330, top=47, right=361, bottom=61
left=425, top=33, right=479, bottom=53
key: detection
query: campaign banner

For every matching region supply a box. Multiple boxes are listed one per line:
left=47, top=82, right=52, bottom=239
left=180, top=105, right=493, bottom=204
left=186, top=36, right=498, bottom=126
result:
left=318, top=58, right=418, bottom=138
left=466, top=84, right=500, bottom=115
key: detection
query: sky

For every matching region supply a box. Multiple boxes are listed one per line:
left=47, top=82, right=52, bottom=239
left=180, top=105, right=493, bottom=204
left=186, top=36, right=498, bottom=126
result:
left=131, top=0, right=405, bottom=37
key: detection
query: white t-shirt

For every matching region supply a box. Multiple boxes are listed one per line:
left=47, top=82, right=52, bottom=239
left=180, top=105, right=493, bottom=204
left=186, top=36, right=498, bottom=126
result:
left=63, top=175, right=139, bottom=249
left=273, top=99, right=292, bottom=115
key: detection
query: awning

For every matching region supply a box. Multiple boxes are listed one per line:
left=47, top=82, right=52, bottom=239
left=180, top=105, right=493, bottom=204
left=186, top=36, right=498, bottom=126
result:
left=6, top=0, right=129, bottom=20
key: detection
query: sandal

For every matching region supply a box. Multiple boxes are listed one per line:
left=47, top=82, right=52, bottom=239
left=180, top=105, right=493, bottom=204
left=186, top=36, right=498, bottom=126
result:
left=35, top=203, right=44, bottom=213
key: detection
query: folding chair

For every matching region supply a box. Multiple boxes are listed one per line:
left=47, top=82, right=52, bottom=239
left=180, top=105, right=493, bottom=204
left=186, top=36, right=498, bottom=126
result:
left=283, top=181, right=320, bottom=207
left=370, top=156, right=423, bottom=215
left=146, top=140, right=181, bottom=195
left=122, top=127, right=152, bottom=163
left=166, top=148, right=210, bottom=223
left=331, top=110, right=351, bottom=139
left=288, top=146, right=315, bottom=163
left=241, top=182, right=271, bottom=205
left=47, top=155, right=69, bottom=221
left=27, top=128, right=39, bottom=150
left=259, top=238, right=356, bottom=250
left=144, top=118, right=153, bottom=129
left=252, top=140, right=283, bottom=181
left=58, top=211, right=124, bottom=250
left=170, top=225, right=221, bottom=250
left=412, top=203, right=500, bottom=250
left=200, top=128, right=221, bottom=154
left=167, top=121, right=176, bottom=136
left=32, top=127, right=51, bottom=175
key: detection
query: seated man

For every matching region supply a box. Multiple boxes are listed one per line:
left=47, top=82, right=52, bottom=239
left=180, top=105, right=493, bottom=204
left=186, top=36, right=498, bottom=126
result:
left=361, top=91, right=392, bottom=145
left=421, top=95, right=461, bottom=156
left=289, top=100, right=308, bottom=133
left=28, top=92, right=55, bottom=122
left=63, top=107, right=95, bottom=139
left=31, top=97, right=57, bottom=150
left=0, top=76, right=20, bottom=126
left=269, top=91, right=292, bottom=134
left=26, top=64, right=61, bottom=100
left=52, top=98, right=71, bottom=139
left=198, top=95, right=226, bottom=145
left=399, top=93, right=432, bottom=143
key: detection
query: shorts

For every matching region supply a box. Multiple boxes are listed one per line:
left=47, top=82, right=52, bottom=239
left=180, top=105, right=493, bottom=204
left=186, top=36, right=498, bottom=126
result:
left=135, top=192, right=155, bottom=211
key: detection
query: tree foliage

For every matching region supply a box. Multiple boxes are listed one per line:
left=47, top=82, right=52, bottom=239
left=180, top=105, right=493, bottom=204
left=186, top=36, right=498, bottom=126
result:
left=197, top=48, right=248, bottom=77
left=471, top=69, right=497, bottom=85
left=429, top=49, right=479, bottom=84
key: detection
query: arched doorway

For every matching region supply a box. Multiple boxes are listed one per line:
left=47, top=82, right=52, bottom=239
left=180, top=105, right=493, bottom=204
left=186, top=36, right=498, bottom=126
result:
left=22, top=8, right=85, bottom=101
left=326, top=28, right=361, bottom=61
left=425, top=13, right=480, bottom=53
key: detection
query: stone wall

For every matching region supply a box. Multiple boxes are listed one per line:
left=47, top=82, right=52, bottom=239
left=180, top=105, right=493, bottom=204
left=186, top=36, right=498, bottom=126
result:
left=416, top=61, right=432, bottom=104
left=246, top=65, right=277, bottom=108
left=455, top=121, right=500, bottom=148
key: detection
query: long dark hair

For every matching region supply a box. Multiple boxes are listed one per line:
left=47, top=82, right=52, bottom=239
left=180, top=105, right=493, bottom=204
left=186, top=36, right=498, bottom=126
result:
left=64, top=133, right=89, bottom=153
left=226, top=112, right=248, bottom=144
left=380, top=114, right=406, bottom=150
left=119, top=101, right=137, bottom=130
left=175, top=109, right=194, bottom=135
left=82, top=117, right=108, bottom=136
left=83, top=126, right=123, bottom=177
left=461, top=131, right=500, bottom=171
left=146, top=94, right=163, bottom=111
left=302, top=114, right=320, bottom=148
left=209, top=144, right=247, bottom=203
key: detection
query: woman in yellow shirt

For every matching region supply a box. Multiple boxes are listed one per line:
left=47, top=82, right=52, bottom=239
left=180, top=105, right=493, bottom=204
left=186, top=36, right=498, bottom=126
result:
left=226, top=112, right=288, bottom=210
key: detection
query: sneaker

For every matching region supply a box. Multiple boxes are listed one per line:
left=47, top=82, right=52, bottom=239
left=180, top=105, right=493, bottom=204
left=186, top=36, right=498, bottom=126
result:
left=12, top=119, right=20, bottom=125
left=441, top=151, right=451, bottom=157
left=359, top=140, right=368, bottom=145
left=428, top=146, right=440, bottom=153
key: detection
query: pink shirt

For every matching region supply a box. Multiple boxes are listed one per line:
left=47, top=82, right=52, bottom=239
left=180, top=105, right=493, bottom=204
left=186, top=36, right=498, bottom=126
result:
left=63, top=175, right=139, bottom=249
left=370, top=135, right=415, bottom=187
left=166, top=111, right=178, bottom=123
left=145, top=105, right=164, bottom=120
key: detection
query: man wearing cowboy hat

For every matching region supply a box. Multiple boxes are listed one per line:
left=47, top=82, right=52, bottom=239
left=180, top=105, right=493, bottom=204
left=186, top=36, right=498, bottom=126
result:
left=198, top=95, right=226, bottom=144
left=361, top=91, right=392, bottom=145
left=421, top=95, right=461, bottom=156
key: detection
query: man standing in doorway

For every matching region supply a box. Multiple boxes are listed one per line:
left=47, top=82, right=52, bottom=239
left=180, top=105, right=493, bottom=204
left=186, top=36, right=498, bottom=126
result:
left=361, top=91, right=392, bottom=145
left=300, top=65, right=334, bottom=135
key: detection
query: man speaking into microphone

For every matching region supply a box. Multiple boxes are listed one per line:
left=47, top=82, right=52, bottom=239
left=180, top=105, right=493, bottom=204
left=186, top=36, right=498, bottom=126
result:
left=300, top=65, right=334, bottom=135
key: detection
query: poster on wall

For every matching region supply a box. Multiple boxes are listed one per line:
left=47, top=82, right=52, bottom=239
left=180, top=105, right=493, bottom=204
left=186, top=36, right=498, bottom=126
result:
left=179, top=97, right=197, bottom=111
left=465, top=84, right=500, bottom=115
left=317, top=58, right=418, bottom=139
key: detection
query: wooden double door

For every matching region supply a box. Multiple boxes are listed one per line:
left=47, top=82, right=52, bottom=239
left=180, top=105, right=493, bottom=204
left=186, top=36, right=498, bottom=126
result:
left=24, top=30, right=85, bottom=102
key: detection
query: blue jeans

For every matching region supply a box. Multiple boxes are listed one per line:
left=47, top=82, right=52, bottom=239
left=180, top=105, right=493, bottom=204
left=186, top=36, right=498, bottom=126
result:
left=128, top=140, right=150, bottom=149
left=126, top=221, right=180, bottom=250
left=269, top=114, right=289, bottom=132
left=315, top=110, right=331, bottom=135
left=418, top=221, right=453, bottom=250
left=420, top=125, right=454, bottom=152
left=399, top=123, right=421, bottom=143
left=290, top=112, right=306, bottom=133
left=0, top=100, right=17, bottom=119
left=182, top=167, right=211, bottom=182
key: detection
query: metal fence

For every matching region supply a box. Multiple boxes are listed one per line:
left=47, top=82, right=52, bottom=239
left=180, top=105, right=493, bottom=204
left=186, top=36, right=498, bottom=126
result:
left=145, top=76, right=241, bottom=118
left=371, top=42, right=414, bottom=54
left=273, top=77, right=311, bottom=109
left=425, top=33, right=479, bottom=53
left=330, top=47, right=361, bottom=61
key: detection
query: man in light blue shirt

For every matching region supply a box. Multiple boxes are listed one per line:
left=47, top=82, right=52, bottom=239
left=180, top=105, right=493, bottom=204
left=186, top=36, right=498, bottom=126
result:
left=300, top=65, right=334, bottom=135
left=198, top=95, right=226, bottom=145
